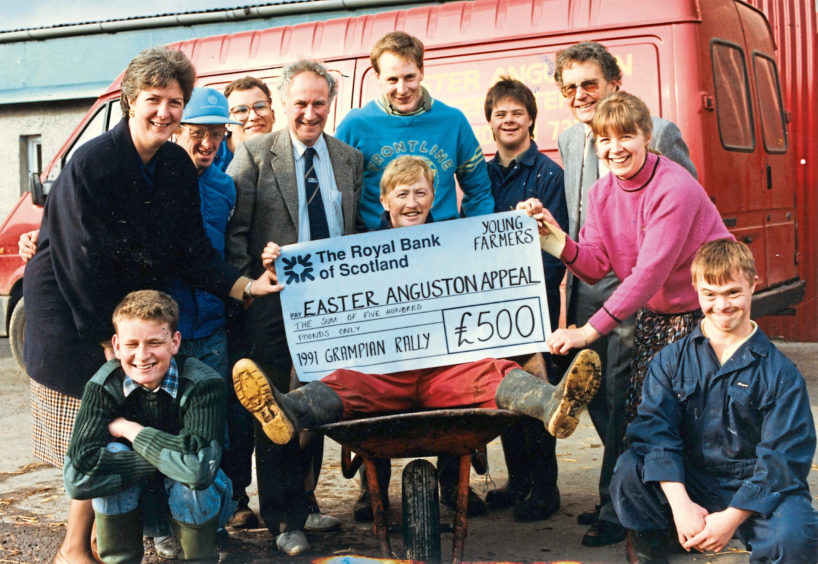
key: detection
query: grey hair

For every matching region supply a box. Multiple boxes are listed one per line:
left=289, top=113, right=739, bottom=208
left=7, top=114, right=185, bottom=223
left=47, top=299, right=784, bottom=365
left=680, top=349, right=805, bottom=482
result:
left=120, top=46, right=195, bottom=114
left=278, top=60, right=337, bottom=101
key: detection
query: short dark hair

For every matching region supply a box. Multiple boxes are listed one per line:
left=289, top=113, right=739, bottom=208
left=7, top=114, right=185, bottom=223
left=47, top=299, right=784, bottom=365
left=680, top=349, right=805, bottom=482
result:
left=484, top=76, right=538, bottom=138
left=370, top=31, right=425, bottom=74
left=554, top=41, right=622, bottom=86
left=113, top=290, right=179, bottom=334
left=224, top=76, right=271, bottom=102
left=120, top=46, right=195, bottom=114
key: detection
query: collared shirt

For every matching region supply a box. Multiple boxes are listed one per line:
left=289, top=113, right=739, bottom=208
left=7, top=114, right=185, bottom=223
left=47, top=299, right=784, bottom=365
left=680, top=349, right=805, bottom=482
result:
left=123, top=357, right=179, bottom=398
left=289, top=132, right=344, bottom=242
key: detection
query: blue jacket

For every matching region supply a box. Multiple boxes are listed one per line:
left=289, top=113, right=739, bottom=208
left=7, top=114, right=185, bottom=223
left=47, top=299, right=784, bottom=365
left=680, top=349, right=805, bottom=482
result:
left=487, top=142, right=567, bottom=330
left=627, top=325, right=816, bottom=518
left=166, top=165, right=236, bottom=339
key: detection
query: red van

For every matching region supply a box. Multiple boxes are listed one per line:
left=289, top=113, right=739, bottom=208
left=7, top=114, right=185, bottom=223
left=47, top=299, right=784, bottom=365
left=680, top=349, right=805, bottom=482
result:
left=4, top=0, right=815, bottom=367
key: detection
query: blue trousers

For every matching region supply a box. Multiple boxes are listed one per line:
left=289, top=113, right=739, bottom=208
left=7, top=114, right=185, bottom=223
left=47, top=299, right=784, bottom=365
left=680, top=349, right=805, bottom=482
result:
left=611, top=449, right=818, bottom=563
left=91, top=443, right=235, bottom=529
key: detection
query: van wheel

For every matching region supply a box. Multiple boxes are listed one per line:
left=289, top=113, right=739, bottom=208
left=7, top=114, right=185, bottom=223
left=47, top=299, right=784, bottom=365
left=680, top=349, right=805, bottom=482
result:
left=402, top=459, right=441, bottom=562
left=9, top=298, right=25, bottom=373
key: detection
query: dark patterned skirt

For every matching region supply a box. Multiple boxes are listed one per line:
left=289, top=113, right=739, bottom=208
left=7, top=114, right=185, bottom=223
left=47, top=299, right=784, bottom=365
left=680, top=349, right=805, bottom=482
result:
left=30, top=379, right=81, bottom=468
left=624, top=308, right=703, bottom=424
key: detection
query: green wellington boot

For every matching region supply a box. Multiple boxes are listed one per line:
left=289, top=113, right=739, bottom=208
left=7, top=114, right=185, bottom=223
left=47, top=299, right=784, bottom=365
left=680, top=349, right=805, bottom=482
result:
left=171, top=516, right=220, bottom=563
left=495, top=349, right=601, bottom=438
left=232, top=358, right=343, bottom=444
left=94, top=509, right=144, bottom=564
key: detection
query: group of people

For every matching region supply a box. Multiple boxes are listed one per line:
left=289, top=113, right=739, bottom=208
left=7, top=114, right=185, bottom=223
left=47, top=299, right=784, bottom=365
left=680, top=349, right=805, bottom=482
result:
left=20, top=29, right=818, bottom=564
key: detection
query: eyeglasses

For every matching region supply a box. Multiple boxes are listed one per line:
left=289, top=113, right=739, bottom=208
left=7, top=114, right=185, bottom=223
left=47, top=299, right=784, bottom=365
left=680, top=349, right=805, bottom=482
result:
left=559, top=79, right=601, bottom=99
left=180, top=125, right=226, bottom=141
left=229, top=101, right=271, bottom=121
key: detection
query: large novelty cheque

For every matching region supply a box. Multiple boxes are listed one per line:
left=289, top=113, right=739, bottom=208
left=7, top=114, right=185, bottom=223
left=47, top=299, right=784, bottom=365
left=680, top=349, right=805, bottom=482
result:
left=277, top=211, right=551, bottom=381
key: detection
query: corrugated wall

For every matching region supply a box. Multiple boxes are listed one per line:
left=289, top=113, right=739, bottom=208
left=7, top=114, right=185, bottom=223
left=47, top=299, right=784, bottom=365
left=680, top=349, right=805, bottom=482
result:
left=748, top=0, right=818, bottom=341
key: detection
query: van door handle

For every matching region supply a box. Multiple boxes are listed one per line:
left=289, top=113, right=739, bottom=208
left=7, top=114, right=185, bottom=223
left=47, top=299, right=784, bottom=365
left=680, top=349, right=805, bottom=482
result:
left=766, top=164, right=772, bottom=190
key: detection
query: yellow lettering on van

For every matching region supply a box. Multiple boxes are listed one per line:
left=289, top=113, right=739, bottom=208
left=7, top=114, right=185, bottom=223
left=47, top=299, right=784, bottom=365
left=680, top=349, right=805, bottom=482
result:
left=424, top=70, right=480, bottom=95
left=615, top=54, right=633, bottom=77
left=536, top=90, right=564, bottom=111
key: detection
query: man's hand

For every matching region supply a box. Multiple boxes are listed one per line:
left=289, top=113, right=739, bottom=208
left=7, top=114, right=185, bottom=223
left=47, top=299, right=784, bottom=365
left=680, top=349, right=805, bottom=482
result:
left=516, top=197, right=544, bottom=218
left=661, top=482, right=708, bottom=549
left=261, top=242, right=281, bottom=279
left=515, top=199, right=566, bottom=257
left=246, top=242, right=284, bottom=297
left=108, top=417, right=144, bottom=443
left=683, top=507, right=751, bottom=553
left=546, top=324, right=600, bottom=355
left=19, top=229, right=39, bottom=262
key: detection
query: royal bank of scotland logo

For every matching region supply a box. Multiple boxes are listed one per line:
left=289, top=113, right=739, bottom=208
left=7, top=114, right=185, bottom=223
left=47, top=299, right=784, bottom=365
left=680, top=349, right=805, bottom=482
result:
left=282, top=254, right=315, bottom=284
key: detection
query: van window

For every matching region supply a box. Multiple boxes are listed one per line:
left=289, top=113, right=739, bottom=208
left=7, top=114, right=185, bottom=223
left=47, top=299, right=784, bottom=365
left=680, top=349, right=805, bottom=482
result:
left=752, top=52, right=787, bottom=153
left=711, top=41, right=755, bottom=151
left=107, top=100, right=124, bottom=130
left=63, top=105, right=108, bottom=166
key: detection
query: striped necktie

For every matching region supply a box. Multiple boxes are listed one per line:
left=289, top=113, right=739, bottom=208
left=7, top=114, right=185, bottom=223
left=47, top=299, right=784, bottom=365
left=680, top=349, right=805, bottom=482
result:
left=304, top=147, right=329, bottom=240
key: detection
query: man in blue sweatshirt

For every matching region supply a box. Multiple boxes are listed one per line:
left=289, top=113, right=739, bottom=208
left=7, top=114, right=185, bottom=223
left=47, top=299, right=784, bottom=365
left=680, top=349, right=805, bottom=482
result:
left=335, top=31, right=496, bottom=517
left=335, top=31, right=494, bottom=232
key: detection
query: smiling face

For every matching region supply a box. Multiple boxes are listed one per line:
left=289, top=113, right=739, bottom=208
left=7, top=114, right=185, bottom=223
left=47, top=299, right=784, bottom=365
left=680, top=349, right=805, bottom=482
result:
left=282, top=72, right=330, bottom=146
left=176, top=124, right=226, bottom=173
left=113, top=318, right=181, bottom=391
left=595, top=126, right=651, bottom=180
left=381, top=173, right=434, bottom=228
left=227, top=86, right=275, bottom=144
left=559, top=60, right=620, bottom=125
left=128, top=81, right=185, bottom=162
left=696, top=270, right=757, bottom=338
left=376, top=51, right=425, bottom=114
left=490, top=97, right=533, bottom=154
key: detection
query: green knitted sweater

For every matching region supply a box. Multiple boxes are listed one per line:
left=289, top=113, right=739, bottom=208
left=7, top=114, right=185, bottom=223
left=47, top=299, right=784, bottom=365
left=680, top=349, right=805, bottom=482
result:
left=63, top=356, right=226, bottom=500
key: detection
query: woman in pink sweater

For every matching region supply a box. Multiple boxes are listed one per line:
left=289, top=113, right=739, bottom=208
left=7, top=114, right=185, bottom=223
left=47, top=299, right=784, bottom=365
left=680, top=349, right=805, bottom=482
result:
left=537, top=91, right=731, bottom=421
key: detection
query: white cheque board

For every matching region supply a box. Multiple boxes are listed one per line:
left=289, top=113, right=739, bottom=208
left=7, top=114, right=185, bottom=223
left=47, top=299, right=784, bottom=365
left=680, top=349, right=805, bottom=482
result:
left=276, top=211, right=551, bottom=381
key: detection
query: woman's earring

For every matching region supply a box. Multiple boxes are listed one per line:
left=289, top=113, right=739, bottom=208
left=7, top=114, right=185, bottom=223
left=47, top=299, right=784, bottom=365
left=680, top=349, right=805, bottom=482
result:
left=128, top=108, right=135, bottom=119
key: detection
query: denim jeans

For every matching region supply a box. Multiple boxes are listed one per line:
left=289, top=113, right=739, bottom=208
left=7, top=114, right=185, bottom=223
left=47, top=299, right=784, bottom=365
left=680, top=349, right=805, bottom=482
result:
left=91, top=442, right=235, bottom=528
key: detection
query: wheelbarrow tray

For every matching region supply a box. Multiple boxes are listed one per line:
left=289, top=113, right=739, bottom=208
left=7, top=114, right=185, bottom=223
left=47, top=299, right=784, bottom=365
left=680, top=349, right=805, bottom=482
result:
left=316, top=408, right=521, bottom=460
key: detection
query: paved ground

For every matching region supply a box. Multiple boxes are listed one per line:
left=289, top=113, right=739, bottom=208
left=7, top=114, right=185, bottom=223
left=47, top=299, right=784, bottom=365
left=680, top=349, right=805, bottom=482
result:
left=1, top=339, right=816, bottom=563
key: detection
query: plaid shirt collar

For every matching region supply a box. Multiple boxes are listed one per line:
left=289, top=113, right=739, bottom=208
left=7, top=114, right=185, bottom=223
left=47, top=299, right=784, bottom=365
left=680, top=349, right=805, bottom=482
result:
left=122, top=358, right=179, bottom=398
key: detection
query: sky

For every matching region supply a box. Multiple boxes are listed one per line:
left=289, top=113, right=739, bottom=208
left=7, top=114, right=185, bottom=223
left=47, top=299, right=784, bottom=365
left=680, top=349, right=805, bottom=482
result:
left=1, top=0, right=257, bottom=32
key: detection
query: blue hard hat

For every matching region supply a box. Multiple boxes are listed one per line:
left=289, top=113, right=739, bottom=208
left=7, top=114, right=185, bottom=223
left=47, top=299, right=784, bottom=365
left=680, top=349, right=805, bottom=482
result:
left=182, top=87, right=241, bottom=125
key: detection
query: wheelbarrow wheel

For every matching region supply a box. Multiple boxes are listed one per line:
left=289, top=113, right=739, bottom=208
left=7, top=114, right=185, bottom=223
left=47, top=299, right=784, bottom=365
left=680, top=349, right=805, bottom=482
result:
left=402, top=459, right=441, bottom=562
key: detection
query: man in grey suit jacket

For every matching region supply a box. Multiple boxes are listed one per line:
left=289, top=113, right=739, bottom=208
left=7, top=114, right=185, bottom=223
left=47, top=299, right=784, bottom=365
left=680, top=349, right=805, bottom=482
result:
left=553, top=41, right=697, bottom=548
left=226, top=60, right=363, bottom=556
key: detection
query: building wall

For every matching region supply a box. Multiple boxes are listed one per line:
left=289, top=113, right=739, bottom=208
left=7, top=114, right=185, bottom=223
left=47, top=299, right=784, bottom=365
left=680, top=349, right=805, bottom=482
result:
left=0, top=99, right=92, bottom=218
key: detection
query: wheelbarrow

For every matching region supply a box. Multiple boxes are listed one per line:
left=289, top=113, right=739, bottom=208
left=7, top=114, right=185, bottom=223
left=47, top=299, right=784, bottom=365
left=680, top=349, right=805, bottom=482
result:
left=316, top=353, right=548, bottom=562
left=317, top=408, right=522, bottom=563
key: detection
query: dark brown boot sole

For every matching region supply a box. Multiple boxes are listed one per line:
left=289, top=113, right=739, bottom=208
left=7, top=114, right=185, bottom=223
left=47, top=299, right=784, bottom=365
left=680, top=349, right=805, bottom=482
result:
left=232, top=359, right=295, bottom=445
left=546, top=349, right=601, bottom=438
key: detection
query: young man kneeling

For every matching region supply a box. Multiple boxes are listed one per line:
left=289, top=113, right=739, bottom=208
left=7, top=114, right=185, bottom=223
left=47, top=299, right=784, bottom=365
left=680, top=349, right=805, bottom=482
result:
left=611, top=239, right=818, bottom=563
left=63, top=291, right=234, bottom=563
left=233, top=155, right=601, bottom=454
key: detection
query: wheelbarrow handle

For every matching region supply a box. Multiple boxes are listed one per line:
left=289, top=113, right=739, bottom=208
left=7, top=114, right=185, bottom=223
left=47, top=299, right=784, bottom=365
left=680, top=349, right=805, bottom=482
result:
left=341, top=445, right=363, bottom=479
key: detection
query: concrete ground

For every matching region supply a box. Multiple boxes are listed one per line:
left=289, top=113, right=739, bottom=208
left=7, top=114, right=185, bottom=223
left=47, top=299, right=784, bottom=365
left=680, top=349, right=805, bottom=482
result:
left=1, top=339, right=816, bottom=563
